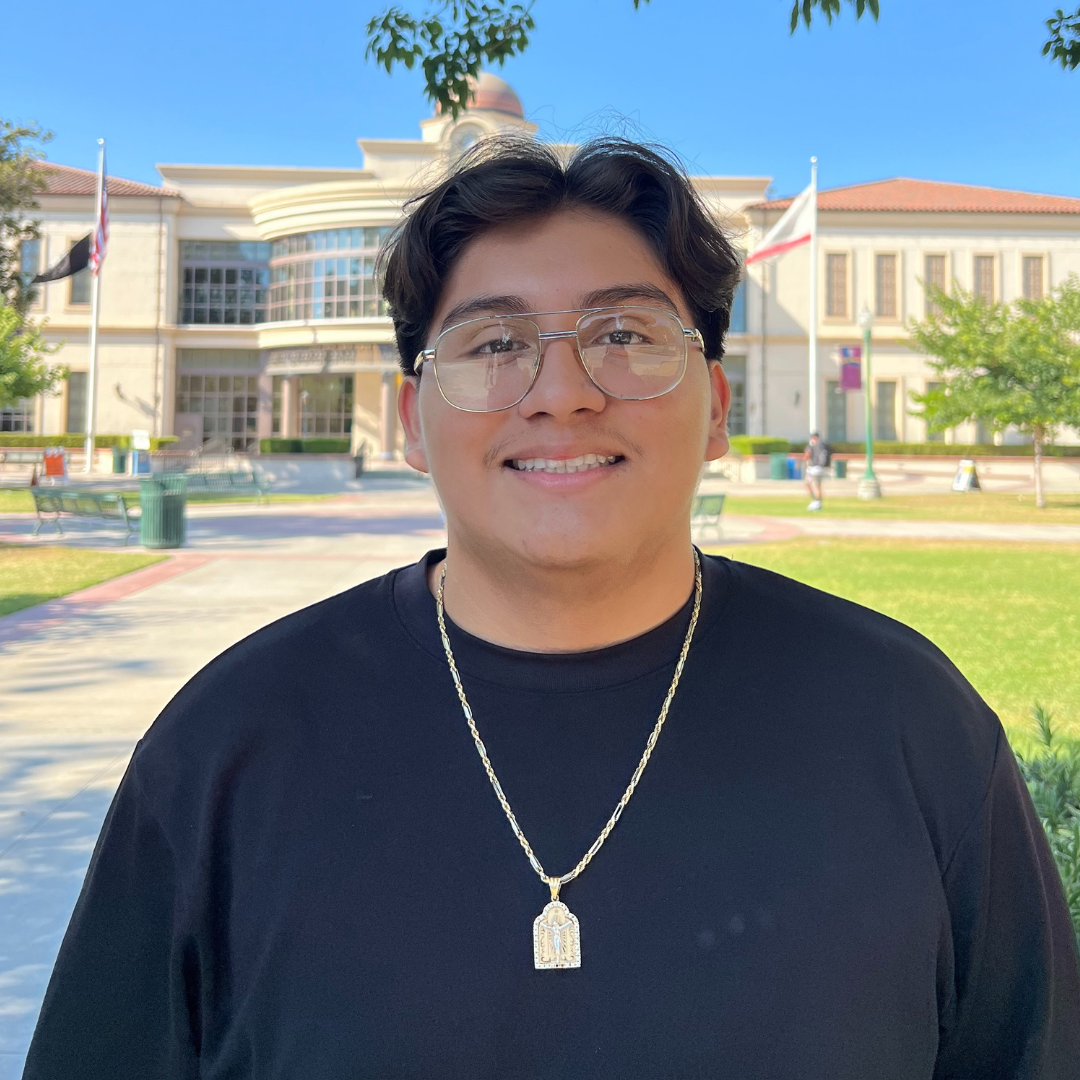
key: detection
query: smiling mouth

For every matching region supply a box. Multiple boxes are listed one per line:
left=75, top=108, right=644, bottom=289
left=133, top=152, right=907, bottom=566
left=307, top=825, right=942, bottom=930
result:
left=506, top=454, right=624, bottom=474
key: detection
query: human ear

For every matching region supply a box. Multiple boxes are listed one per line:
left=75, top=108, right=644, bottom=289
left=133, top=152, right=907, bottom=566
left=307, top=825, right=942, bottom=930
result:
left=398, top=376, right=430, bottom=474
left=703, top=360, right=731, bottom=462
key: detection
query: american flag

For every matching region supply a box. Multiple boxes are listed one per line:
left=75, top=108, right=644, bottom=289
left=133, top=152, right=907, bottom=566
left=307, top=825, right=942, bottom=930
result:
left=89, top=154, right=109, bottom=274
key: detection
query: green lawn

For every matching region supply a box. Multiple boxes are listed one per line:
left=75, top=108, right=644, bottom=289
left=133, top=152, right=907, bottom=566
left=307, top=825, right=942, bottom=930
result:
left=0, top=488, right=344, bottom=513
left=722, top=492, right=1080, bottom=526
left=0, top=544, right=166, bottom=617
left=708, top=538, right=1080, bottom=753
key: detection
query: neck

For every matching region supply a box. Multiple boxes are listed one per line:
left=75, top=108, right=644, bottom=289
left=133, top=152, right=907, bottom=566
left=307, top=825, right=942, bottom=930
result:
left=429, top=532, right=697, bottom=653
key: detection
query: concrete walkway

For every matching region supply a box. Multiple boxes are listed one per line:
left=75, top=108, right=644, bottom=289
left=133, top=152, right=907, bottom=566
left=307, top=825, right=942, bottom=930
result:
left=0, top=481, right=444, bottom=1078
left=1, top=478, right=1078, bottom=1075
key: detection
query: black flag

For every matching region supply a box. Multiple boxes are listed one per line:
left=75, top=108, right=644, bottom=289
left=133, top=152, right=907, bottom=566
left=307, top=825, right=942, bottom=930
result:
left=33, top=234, right=91, bottom=284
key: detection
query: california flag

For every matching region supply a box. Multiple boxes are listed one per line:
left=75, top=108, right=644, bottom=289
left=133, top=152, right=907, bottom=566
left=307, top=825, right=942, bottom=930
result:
left=746, top=182, right=814, bottom=265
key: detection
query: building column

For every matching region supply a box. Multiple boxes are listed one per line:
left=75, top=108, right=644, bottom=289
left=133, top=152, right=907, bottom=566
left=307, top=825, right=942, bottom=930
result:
left=256, top=372, right=274, bottom=441
left=281, top=376, right=300, bottom=438
left=378, top=370, right=398, bottom=460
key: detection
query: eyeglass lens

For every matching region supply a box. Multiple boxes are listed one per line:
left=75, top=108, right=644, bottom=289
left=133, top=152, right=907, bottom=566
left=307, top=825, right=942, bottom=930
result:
left=432, top=306, right=688, bottom=412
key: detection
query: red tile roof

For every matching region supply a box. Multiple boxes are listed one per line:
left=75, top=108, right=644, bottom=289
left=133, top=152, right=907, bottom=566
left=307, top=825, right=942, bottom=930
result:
left=33, top=160, right=173, bottom=198
left=751, top=177, right=1080, bottom=215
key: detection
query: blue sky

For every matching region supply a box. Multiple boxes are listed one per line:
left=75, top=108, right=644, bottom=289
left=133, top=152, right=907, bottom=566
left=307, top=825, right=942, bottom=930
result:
left=2, top=0, right=1077, bottom=200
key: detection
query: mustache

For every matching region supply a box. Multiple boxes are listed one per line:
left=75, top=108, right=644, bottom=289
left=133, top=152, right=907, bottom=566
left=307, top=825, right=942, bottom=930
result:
left=483, top=424, right=646, bottom=469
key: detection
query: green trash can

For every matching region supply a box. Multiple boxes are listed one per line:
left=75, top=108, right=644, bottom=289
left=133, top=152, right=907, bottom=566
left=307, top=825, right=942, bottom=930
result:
left=834, top=458, right=848, bottom=479
left=139, top=475, right=187, bottom=548
left=769, top=452, right=788, bottom=480
left=111, top=446, right=128, bottom=474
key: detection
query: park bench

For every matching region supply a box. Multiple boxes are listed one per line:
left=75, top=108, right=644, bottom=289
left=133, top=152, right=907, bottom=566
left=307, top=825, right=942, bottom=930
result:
left=32, top=489, right=139, bottom=544
left=181, top=470, right=269, bottom=503
left=691, top=493, right=725, bottom=539
left=0, top=449, right=45, bottom=471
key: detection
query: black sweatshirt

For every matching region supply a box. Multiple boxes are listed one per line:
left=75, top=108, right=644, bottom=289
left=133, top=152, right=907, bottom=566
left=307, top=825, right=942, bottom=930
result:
left=23, top=551, right=1080, bottom=1079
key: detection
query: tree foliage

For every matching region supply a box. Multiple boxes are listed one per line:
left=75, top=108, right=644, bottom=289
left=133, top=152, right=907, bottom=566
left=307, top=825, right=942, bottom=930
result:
left=1015, top=704, right=1080, bottom=954
left=908, top=277, right=1080, bottom=507
left=0, top=301, right=63, bottom=410
left=0, top=120, right=51, bottom=314
left=789, top=0, right=878, bottom=33
left=1044, top=7, right=1080, bottom=69
left=366, top=0, right=537, bottom=120
left=366, top=1, right=1077, bottom=117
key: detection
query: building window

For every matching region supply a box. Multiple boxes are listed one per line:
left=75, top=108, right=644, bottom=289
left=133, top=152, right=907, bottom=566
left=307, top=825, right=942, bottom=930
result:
left=66, top=372, right=88, bottom=432
left=875, top=253, right=897, bottom=318
left=268, top=228, right=391, bottom=322
left=826, top=380, right=847, bottom=442
left=724, top=355, right=746, bottom=435
left=875, top=380, right=897, bottom=441
left=1022, top=256, right=1044, bottom=300
left=70, top=264, right=91, bottom=305
left=0, top=400, right=34, bottom=433
left=825, top=253, right=848, bottom=318
left=729, top=274, right=747, bottom=333
left=273, top=375, right=354, bottom=436
left=924, top=255, right=946, bottom=316
left=176, top=373, right=260, bottom=451
left=925, top=380, right=943, bottom=442
left=179, top=241, right=270, bottom=325
left=20, top=238, right=40, bottom=280
left=973, top=255, right=995, bottom=303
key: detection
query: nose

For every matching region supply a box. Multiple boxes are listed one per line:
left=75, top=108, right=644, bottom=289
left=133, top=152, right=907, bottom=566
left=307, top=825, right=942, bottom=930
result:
left=517, top=335, right=606, bottom=422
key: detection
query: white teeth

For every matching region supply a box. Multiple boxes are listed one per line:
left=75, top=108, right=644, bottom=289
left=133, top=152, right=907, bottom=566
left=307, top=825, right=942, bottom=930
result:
left=511, top=454, right=619, bottom=473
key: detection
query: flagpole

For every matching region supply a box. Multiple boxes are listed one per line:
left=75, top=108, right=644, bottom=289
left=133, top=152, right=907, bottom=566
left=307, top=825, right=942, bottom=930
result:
left=807, top=156, right=819, bottom=438
left=83, top=138, right=105, bottom=474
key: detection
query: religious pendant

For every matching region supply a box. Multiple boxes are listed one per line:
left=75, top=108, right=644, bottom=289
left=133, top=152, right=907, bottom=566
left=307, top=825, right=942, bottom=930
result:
left=533, top=899, right=581, bottom=970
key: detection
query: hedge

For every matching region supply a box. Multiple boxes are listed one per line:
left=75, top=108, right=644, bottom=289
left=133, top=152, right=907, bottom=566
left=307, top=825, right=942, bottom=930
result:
left=259, top=438, right=353, bottom=454
left=0, top=434, right=178, bottom=451
left=727, top=436, right=790, bottom=457
left=786, top=440, right=1080, bottom=458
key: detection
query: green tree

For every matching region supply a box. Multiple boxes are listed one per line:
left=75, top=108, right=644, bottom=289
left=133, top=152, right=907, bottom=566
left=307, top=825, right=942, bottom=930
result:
left=909, top=278, right=1080, bottom=509
left=366, top=1, right=1078, bottom=118
left=0, top=300, right=63, bottom=410
left=0, top=120, right=51, bottom=314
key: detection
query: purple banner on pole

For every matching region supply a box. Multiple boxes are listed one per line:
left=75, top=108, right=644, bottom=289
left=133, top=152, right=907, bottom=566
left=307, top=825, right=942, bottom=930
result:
left=838, top=346, right=862, bottom=391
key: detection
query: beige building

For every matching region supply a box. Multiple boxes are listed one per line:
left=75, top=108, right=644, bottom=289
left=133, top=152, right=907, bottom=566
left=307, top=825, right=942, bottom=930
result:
left=745, top=180, right=1080, bottom=443
left=11, top=75, right=1080, bottom=450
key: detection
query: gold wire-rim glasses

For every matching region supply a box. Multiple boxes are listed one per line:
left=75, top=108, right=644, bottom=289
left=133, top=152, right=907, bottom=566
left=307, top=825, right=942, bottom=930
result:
left=413, top=304, right=706, bottom=414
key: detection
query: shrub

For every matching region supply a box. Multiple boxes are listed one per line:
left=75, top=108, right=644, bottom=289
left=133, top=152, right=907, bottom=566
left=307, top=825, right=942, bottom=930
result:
left=258, top=438, right=353, bottom=454
left=728, top=436, right=790, bottom=457
left=0, top=434, right=177, bottom=450
left=299, top=438, right=352, bottom=454
left=1015, top=704, right=1080, bottom=957
left=786, top=440, right=1080, bottom=458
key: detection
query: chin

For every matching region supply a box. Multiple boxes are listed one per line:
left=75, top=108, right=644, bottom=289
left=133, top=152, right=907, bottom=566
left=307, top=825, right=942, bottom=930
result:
left=499, top=528, right=623, bottom=574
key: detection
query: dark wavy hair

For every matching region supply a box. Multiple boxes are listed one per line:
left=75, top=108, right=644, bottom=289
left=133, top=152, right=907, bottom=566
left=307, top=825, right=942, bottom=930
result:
left=378, top=136, right=742, bottom=375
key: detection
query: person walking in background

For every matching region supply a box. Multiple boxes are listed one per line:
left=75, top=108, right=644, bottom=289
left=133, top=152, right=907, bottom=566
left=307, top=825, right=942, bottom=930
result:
left=804, top=431, right=831, bottom=510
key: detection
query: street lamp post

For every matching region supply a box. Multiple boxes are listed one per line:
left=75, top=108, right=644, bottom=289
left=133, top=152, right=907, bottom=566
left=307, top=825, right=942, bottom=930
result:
left=857, top=307, right=881, bottom=500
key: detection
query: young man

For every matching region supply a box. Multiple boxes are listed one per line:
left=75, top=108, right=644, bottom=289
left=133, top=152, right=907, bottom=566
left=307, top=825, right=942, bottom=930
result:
left=804, top=430, right=830, bottom=510
left=24, top=139, right=1079, bottom=1078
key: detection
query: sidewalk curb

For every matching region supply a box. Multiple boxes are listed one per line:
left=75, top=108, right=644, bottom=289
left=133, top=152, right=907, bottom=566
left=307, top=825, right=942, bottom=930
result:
left=0, top=555, right=216, bottom=647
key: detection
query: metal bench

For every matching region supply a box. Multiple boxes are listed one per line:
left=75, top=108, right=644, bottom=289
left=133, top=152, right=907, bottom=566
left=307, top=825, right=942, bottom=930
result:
left=32, top=489, right=139, bottom=544
left=0, top=449, right=45, bottom=470
left=181, top=470, right=268, bottom=503
left=691, top=493, right=725, bottom=539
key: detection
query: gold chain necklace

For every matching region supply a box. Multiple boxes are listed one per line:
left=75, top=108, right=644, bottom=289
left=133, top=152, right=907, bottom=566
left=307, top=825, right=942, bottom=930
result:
left=435, top=549, right=702, bottom=969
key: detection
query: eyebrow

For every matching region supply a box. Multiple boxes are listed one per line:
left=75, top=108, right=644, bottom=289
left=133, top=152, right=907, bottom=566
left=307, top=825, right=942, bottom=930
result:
left=579, top=283, right=682, bottom=313
left=437, top=282, right=684, bottom=335
left=438, top=294, right=531, bottom=333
